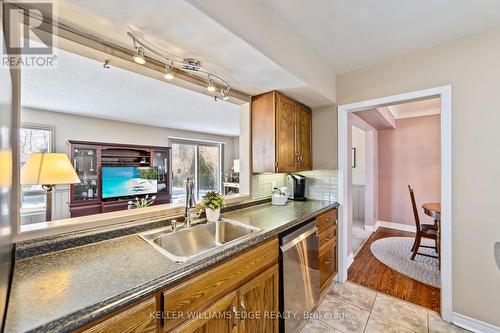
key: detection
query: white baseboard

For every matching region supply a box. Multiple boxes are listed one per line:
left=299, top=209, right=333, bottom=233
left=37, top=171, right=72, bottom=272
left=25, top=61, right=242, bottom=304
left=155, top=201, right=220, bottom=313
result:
left=376, top=220, right=416, bottom=233
left=452, top=312, right=500, bottom=333
left=346, top=252, right=354, bottom=269
left=364, top=224, right=378, bottom=232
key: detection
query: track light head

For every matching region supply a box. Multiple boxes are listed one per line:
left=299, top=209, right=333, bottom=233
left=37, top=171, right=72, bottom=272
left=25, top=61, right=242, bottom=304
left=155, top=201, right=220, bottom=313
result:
left=207, top=78, right=216, bottom=92
left=133, top=47, right=146, bottom=65
left=221, top=88, right=229, bottom=100
left=164, top=64, right=174, bottom=80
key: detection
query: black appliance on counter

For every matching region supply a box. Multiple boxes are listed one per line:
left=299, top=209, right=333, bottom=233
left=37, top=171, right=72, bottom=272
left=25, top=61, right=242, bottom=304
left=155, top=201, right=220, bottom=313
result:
left=287, top=174, right=307, bottom=201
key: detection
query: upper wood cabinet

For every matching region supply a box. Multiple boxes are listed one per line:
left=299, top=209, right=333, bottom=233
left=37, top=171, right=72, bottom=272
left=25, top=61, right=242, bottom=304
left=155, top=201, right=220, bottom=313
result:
left=252, top=91, right=312, bottom=173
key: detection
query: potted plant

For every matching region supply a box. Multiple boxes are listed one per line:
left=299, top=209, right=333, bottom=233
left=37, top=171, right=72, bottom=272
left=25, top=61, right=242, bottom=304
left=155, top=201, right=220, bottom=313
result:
left=127, top=195, right=156, bottom=209
left=202, top=191, right=225, bottom=222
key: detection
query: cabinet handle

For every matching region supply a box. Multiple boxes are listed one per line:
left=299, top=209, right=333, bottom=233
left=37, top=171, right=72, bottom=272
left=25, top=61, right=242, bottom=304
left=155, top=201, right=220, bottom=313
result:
left=326, top=237, right=331, bottom=241
left=325, top=260, right=331, bottom=265
left=232, top=306, right=239, bottom=327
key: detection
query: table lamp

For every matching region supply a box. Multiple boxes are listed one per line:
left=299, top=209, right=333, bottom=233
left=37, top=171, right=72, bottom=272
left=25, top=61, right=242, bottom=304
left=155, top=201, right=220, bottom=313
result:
left=0, top=150, right=12, bottom=187
left=21, top=153, right=80, bottom=221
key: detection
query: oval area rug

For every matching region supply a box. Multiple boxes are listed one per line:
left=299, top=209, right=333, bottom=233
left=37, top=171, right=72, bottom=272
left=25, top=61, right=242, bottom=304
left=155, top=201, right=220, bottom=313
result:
left=370, top=237, right=440, bottom=288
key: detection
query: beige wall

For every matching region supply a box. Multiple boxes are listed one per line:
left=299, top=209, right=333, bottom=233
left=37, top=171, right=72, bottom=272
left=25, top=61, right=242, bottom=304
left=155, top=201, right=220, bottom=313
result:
left=337, top=28, right=500, bottom=326
left=312, top=105, right=338, bottom=169
left=21, top=108, right=238, bottom=172
left=378, top=115, right=440, bottom=226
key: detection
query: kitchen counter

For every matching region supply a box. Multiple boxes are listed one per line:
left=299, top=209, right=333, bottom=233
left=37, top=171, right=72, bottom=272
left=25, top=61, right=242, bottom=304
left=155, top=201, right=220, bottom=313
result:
left=5, top=200, right=338, bottom=333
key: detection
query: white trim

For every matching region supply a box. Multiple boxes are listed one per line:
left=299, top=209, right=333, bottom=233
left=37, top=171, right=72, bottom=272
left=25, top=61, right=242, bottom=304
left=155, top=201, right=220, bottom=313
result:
left=376, top=220, right=416, bottom=233
left=364, top=224, right=377, bottom=232
left=386, top=105, right=440, bottom=119
left=168, top=136, right=225, bottom=145
left=452, top=313, right=500, bottom=333
left=337, top=85, right=453, bottom=322
left=346, top=252, right=354, bottom=269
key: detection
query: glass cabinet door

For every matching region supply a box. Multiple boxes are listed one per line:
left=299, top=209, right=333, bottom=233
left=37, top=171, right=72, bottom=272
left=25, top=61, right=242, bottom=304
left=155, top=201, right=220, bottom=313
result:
left=73, top=147, right=99, bottom=201
left=152, top=150, right=170, bottom=194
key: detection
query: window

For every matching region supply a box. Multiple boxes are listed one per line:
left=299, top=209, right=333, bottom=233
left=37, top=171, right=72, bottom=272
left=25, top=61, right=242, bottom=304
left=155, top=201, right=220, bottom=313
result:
left=171, top=139, right=224, bottom=203
left=19, top=124, right=54, bottom=212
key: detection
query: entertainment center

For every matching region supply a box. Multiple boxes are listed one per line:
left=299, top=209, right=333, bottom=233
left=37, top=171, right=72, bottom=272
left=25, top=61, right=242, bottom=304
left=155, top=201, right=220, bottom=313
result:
left=68, top=140, right=171, bottom=218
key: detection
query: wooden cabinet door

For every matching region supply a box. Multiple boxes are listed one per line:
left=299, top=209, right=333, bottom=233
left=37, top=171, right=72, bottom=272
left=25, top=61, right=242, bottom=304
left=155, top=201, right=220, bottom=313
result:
left=276, top=93, right=298, bottom=173
left=169, top=292, right=239, bottom=333
left=81, top=297, right=158, bottom=333
left=238, top=265, right=279, bottom=333
left=297, top=104, right=312, bottom=171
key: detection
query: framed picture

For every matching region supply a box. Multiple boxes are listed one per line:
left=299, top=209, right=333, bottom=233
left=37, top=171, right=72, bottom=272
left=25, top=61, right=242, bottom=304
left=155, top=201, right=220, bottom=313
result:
left=352, top=148, right=356, bottom=168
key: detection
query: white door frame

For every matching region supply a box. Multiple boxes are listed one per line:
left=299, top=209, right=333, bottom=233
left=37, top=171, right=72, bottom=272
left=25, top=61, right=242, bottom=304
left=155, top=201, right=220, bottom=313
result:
left=337, top=85, right=452, bottom=321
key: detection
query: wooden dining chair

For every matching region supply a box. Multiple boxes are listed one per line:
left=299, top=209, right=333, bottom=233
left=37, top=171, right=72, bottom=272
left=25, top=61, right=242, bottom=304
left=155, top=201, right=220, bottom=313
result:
left=408, top=185, right=439, bottom=262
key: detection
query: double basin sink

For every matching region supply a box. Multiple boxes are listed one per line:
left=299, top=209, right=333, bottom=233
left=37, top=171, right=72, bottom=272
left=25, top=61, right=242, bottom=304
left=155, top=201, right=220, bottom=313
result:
left=140, top=218, right=260, bottom=262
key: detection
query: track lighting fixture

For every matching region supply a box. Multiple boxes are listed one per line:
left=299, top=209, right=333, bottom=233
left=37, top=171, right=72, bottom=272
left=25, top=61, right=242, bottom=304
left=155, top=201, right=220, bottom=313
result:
left=128, top=29, right=231, bottom=101
left=164, top=63, right=174, bottom=80
left=133, top=47, right=146, bottom=65
left=207, top=78, right=216, bottom=92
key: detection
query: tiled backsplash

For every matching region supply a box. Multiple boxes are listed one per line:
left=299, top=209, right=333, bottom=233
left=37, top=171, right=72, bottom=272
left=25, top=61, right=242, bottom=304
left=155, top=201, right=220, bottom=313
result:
left=300, top=169, right=338, bottom=202
left=251, top=169, right=338, bottom=202
left=251, top=173, right=287, bottom=199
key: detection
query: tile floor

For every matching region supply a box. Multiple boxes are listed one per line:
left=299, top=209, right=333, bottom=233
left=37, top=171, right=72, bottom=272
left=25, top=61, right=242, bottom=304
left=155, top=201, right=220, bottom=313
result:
left=301, top=281, right=469, bottom=333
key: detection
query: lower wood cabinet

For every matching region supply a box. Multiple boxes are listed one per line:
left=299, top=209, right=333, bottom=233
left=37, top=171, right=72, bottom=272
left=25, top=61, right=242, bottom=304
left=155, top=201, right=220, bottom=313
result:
left=79, top=297, right=158, bottom=333
left=77, top=239, right=279, bottom=333
left=317, top=208, right=338, bottom=292
left=170, top=265, right=279, bottom=333
left=169, top=292, right=239, bottom=333
left=238, top=265, right=279, bottom=333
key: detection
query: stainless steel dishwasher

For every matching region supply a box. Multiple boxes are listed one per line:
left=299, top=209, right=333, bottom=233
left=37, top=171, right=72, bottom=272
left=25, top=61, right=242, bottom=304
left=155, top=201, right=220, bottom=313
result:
left=279, top=220, right=320, bottom=333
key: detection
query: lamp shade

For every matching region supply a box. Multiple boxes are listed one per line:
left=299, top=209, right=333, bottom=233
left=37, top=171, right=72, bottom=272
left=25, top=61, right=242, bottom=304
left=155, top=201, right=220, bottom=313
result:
left=21, top=153, right=80, bottom=185
left=233, top=159, right=240, bottom=173
left=0, top=150, right=12, bottom=187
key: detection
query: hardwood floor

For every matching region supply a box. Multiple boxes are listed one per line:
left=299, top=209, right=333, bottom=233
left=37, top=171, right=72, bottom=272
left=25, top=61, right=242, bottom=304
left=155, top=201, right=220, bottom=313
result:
left=348, top=227, right=440, bottom=312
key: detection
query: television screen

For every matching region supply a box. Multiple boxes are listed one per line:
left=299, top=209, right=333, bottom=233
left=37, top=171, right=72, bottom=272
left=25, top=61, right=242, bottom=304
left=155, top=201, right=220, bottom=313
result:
left=101, top=167, right=158, bottom=199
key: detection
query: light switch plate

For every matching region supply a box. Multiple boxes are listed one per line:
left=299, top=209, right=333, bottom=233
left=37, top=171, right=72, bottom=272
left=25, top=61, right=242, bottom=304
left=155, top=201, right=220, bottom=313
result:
left=495, top=242, right=500, bottom=270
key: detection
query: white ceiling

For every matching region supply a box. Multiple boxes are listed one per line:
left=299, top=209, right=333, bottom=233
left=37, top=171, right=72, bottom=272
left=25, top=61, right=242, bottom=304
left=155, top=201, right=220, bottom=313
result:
left=387, top=98, right=441, bottom=119
left=25, top=0, right=500, bottom=109
left=21, top=47, right=241, bottom=136
left=260, top=0, right=500, bottom=73
left=47, top=0, right=333, bottom=107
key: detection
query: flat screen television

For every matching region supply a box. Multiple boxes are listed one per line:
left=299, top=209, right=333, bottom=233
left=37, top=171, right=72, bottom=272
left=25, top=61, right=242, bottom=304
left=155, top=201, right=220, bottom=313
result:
left=101, top=166, right=158, bottom=199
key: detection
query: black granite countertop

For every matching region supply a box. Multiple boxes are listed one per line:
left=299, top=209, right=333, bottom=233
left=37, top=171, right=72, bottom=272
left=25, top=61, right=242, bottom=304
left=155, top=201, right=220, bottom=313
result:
left=5, top=200, right=338, bottom=333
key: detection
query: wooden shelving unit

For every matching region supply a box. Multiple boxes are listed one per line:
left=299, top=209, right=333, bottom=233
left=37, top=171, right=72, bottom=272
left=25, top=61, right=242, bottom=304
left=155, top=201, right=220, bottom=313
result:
left=68, top=140, right=171, bottom=218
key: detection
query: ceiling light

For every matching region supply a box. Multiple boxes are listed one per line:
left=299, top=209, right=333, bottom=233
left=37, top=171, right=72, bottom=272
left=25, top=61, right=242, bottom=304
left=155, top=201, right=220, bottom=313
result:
left=133, top=47, right=146, bottom=65
left=164, top=64, right=174, bottom=80
left=128, top=30, right=231, bottom=95
left=207, top=78, right=216, bottom=92
left=221, top=88, right=229, bottom=100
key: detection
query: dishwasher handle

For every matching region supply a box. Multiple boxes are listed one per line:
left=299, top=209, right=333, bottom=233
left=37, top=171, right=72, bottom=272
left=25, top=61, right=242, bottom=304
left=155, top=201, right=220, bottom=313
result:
left=280, top=224, right=318, bottom=253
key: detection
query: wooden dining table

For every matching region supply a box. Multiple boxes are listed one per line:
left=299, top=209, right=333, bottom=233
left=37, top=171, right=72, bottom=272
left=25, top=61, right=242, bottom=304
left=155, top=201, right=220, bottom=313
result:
left=422, top=202, right=441, bottom=263
left=422, top=202, right=440, bottom=221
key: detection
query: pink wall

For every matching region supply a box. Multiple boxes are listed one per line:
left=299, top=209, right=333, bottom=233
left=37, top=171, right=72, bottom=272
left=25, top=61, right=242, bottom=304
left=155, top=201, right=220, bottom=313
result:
left=378, top=115, right=440, bottom=226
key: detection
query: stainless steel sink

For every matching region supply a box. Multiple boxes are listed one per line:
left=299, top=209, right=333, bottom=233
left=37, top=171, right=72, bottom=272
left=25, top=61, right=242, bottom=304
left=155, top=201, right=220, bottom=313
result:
left=139, top=218, right=260, bottom=262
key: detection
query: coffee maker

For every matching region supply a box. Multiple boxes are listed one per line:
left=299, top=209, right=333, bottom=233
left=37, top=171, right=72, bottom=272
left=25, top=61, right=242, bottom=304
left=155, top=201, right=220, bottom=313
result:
left=287, top=174, right=307, bottom=201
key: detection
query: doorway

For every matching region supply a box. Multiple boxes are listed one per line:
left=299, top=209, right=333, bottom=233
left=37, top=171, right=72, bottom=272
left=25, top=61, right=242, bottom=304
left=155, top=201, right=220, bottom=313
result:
left=337, top=86, right=452, bottom=321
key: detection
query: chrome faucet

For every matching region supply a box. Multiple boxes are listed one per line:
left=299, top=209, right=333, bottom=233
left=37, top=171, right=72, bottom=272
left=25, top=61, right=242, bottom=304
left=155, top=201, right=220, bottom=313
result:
left=185, top=176, right=197, bottom=228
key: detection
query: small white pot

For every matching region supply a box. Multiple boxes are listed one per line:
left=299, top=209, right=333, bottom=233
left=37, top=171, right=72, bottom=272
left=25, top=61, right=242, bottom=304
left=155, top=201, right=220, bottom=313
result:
left=205, top=208, right=221, bottom=222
